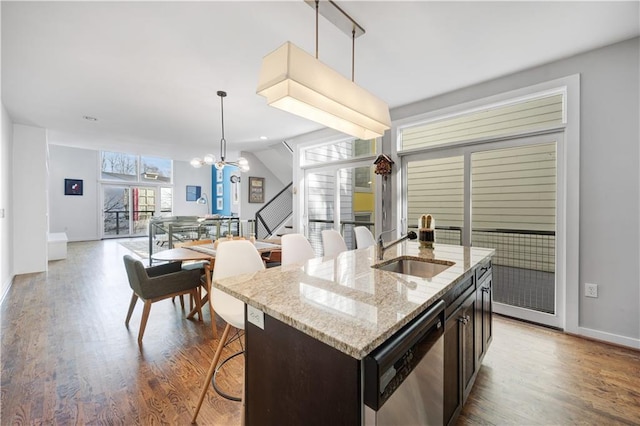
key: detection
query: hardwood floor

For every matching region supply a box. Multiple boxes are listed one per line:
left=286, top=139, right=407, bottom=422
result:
left=2, top=239, right=639, bottom=425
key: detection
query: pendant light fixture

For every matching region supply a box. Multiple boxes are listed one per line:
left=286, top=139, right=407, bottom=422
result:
left=256, top=0, right=390, bottom=140
left=191, top=91, right=249, bottom=172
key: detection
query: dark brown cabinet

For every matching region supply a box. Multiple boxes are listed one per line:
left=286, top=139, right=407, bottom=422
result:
left=443, top=276, right=475, bottom=426
left=444, top=261, right=492, bottom=426
left=475, top=260, right=493, bottom=364
left=460, top=291, right=477, bottom=401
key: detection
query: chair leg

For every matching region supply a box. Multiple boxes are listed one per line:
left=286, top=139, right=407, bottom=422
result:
left=125, top=292, right=138, bottom=326
left=191, top=324, right=232, bottom=424
left=171, top=295, right=185, bottom=310
left=138, top=300, right=152, bottom=345
left=191, top=288, right=203, bottom=321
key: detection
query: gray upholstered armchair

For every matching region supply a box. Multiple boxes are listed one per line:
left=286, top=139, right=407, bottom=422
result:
left=123, top=255, right=203, bottom=345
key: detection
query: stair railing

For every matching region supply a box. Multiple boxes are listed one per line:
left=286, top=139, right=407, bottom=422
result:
left=255, top=182, right=293, bottom=239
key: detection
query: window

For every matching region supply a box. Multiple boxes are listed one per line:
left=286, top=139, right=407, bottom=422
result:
left=101, top=152, right=138, bottom=181
left=141, top=155, right=172, bottom=183
left=302, top=138, right=376, bottom=166
left=400, top=93, right=564, bottom=151
left=101, top=151, right=173, bottom=183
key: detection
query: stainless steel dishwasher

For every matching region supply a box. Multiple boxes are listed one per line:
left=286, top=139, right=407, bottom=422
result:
left=363, top=300, right=445, bottom=426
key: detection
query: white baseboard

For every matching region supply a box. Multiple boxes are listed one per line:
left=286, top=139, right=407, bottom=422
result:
left=576, top=326, right=640, bottom=350
left=0, top=275, right=14, bottom=305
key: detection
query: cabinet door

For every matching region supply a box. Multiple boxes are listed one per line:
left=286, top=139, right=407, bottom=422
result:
left=460, top=292, right=477, bottom=402
left=443, top=307, right=462, bottom=426
left=482, top=277, right=493, bottom=352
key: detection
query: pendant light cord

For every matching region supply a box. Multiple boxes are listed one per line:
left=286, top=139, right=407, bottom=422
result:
left=219, top=91, right=226, bottom=162
left=351, top=29, right=355, bottom=82
left=315, top=0, right=319, bottom=59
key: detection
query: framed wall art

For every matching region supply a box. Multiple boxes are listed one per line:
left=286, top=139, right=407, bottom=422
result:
left=248, top=176, right=265, bottom=203
left=186, top=185, right=201, bottom=201
left=64, top=179, right=83, bottom=196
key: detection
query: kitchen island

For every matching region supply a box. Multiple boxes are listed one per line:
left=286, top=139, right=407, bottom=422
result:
left=212, top=241, right=494, bottom=425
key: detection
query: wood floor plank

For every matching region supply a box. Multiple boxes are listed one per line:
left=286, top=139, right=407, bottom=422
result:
left=2, top=239, right=639, bottom=425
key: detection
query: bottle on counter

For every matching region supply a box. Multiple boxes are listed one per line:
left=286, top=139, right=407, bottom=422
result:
left=418, top=214, right=435, bottom=248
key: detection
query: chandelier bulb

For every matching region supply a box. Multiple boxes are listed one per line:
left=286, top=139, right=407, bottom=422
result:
left=203, top=154, right=216, bottom=165
left=190, top=158, right=203, bottom=168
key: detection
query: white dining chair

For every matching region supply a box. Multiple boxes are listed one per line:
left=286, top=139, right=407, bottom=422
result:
left=354, top=226, right=376, bottom=249
left=191, top=240, right=265, bottom=424
left=281, top=233, right=316, bottom=266
left=321, top=229, right=348, bottom=257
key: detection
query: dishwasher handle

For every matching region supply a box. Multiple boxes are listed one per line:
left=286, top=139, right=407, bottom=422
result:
left=364, top=300, right=445, bottom=410
left=369, top=300, right=445, bottom=371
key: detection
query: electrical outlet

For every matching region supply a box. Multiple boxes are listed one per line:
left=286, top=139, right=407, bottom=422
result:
left=585, top=283, right=598, bottom=298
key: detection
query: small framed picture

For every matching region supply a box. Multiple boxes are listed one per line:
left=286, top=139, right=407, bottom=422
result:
left=186, top=185, right=201, bottom=202
left=64, top=179, right=83, bottom=196
left=216, top=198, right=223, bottom=211
left=216, top=169, right=223, bottom=182
left=216, top=183, right=223, bottom=196
left=249, top=176, right=265, bottom=203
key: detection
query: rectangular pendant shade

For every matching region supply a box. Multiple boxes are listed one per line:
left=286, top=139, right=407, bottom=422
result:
left=256, top=42, right=391, bottom=140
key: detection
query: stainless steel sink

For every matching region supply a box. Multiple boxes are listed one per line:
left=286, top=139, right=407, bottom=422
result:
left=372, top=257, right=454, bottom=279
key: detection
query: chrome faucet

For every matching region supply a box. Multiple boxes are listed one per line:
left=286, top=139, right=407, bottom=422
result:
left=376, top=230, right=418, bottom=260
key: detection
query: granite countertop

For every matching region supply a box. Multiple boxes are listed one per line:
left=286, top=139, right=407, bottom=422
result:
left=212, top=241, right=494, bottom=359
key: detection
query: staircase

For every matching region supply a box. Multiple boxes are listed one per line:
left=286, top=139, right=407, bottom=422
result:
left=255, top=182, right=293, bottom=240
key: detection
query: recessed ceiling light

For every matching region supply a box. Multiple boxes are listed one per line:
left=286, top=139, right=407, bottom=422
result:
left=83, top=115, right=98, bottom=121
left=259, top=136, right=268, bottom=140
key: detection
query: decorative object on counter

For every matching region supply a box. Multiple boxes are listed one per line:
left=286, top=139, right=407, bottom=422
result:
left=190, top=90, right=249, bottom=172
left=256, top=0, right=390, bottom=140
left=418, top=214, right=435, bottom=248
left=249, top=176, right=265, bottom=203
left=64, top=178, right=83, bottom=196
left=374, top=154, right=393, bottom=180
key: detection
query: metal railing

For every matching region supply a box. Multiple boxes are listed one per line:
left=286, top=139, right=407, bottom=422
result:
left=104, top=209, right=156, bottom=235
left=255, top=182, right=293, bottom=239
left=472, top=228, right=556, bottom=314
left=408, top=225, right=463, bottom=246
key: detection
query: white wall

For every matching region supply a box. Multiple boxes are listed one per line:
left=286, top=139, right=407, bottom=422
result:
left=1, top=103, right=14, bottom=299
left=391, top=37, right=639, bottom=345
left=13, top=124, right=48, bottom=274
left=48, top=145, right=99, bottom=241
left=172, top=160, right=212, bottom=216
left=46, top=150, right=213, bottom=238
left=239, top=151, right=285, bottom=221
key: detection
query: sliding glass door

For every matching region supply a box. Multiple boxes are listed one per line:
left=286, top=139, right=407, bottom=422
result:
left=102, top=185, right=173, bottom=238
left=305, top=162, right=376, bottom=255
left=403, top=134, right=562, bottom=327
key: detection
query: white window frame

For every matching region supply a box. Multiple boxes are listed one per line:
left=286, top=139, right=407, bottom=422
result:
left=391, top=75, right=580, bottom=332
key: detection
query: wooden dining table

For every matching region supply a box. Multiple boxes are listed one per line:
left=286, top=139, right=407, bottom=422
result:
left=150, top=240, right=281, bottom=339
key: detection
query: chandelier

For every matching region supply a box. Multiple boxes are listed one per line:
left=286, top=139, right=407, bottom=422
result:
left=190, top=90, right=249, bottom=172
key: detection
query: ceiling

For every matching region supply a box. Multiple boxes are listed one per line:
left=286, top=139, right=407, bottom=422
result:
left=2, top=1, right=638, bottom=161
